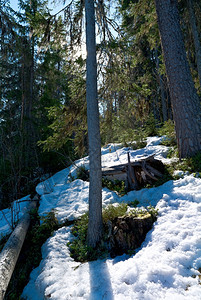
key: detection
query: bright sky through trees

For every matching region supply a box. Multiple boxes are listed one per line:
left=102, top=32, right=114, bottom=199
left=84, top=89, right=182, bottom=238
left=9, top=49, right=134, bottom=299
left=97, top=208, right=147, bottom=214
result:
left=10, top=0, right=65, bottom=14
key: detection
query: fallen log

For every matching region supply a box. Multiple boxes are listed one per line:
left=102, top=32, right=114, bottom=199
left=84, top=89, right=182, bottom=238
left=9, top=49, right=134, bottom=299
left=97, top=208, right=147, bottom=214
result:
left=69, top=154, right=165, bottom=191
left=101, top=166, right=126, bottom=176
left=0, top=197, right=38, bottom=300
left=102, top=154, right=165, bottom=190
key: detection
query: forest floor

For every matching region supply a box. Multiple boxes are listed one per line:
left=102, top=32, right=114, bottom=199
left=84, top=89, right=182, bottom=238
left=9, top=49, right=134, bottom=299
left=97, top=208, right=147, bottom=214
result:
left=1, top=136, right=201, bottom=299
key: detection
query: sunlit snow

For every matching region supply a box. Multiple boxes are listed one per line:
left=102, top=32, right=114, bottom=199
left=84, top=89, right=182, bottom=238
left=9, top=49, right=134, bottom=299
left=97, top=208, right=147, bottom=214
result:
left=1, top=136, right=201, bottom=299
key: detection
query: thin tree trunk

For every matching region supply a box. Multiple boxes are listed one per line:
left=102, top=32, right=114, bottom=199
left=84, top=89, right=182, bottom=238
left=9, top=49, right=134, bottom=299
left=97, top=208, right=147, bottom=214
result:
left=187, top=0, right=201, bottom=89
left=155, top=0, right=201, bottom=158
left=85, top=0, right=103, bottom=248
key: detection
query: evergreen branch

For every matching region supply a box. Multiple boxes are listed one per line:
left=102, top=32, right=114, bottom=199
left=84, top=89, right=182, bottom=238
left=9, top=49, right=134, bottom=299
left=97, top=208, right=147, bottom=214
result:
left=105, top=15, right=122, bottom=37
left=51, top=0, right=74, bottom=17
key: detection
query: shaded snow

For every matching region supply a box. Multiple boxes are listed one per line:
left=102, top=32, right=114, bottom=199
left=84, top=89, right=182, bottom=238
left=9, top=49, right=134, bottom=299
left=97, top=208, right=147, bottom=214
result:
left=0, top=195, right=30, bottom=237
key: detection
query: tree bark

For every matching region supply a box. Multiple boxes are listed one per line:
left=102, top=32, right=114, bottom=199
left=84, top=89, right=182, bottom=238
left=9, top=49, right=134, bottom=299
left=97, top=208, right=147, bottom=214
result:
left=155, top=47, right=168, bottom=122
left=85, top=0, right=103, bottom=248
left=187, top=0, right=201, bottom=89
left=0, top=200, right=37, bottom=300
left=155, top=0, right=201, bottom=158
left=126, top=152, right=139, bottom=190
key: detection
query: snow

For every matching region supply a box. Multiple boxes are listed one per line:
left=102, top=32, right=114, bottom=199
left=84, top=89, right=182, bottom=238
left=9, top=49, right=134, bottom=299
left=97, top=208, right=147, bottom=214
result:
left=37, top=179, right=119, bottom=223
left=0, top=195, right=31, bottom=237
left=1, top=136, right=201, bottom=299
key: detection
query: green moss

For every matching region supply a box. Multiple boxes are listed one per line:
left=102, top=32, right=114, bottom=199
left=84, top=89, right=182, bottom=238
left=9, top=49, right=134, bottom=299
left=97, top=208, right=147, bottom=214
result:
left=102, top=178, right=126, bottom=196
left=127, top=199, right=140, bottom=207
left=158, top=120, right=177, bottom=146
left=68, top=203, right=157, bottom=262
left=76, top=165, right=89, bottom=181
left=127, top=205, right=158, bottom=221
left=67, top=212, right=109, bottom=262
left=102, top=203, right=128, bottom=224
left=164, top=151, right=201, bottom=179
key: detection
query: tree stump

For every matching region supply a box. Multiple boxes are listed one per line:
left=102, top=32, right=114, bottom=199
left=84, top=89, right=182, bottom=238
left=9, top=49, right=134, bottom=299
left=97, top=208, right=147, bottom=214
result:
left=108, top=214, right=156, bottom=257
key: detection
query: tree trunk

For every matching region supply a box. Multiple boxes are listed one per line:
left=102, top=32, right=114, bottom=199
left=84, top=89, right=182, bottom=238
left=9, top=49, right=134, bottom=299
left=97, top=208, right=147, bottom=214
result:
left=0, top=200, right=37, bottom=300
left=187, top=0, right=201, bottom=89
left=155, top=48, right=168, bottom=122
left=155, top=0, right=201, bottom=158
left=85, top=0, right=103, bottom=248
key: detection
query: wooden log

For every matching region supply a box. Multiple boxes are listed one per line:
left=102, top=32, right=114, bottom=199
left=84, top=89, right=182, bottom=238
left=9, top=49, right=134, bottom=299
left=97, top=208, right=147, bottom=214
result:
left=102, top=155, right=155, bottom=170
left=0, top=199, right=38, bottom=300
left=141, top=162, right=158, bottom=181
left=146, top=164, right=163, bottom=178
left=131, top=154, right=155, bottom=164
left=101, top=154, right=165, bottom=190
left=126, top=152, right=139, bottom=190
left=102, top=166, right=126, bottom=176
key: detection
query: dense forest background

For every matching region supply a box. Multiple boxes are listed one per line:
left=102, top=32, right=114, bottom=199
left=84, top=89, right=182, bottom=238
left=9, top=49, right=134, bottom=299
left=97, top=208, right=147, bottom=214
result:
left=1, top=0, right=201, bottom=209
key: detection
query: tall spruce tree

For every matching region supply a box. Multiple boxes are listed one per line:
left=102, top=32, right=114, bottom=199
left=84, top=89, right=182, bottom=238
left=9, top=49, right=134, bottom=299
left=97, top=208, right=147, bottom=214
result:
left=155, top=0, right=201, bottom=158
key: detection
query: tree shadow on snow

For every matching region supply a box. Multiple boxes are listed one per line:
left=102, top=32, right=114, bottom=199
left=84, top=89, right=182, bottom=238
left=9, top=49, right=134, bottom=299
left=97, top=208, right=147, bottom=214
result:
left=89, top=260, right=114, bottom=300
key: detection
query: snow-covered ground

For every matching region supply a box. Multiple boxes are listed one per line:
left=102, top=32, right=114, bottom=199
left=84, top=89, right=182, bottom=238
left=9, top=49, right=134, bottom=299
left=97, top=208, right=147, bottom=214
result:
left=1, top=136, right=201, bottom=299
left=0, top=195, right=31, bottom=237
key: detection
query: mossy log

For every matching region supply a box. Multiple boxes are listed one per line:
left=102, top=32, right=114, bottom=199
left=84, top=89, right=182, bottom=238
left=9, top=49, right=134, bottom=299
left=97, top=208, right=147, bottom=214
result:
left=0, top=198, right=38, bottom=300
